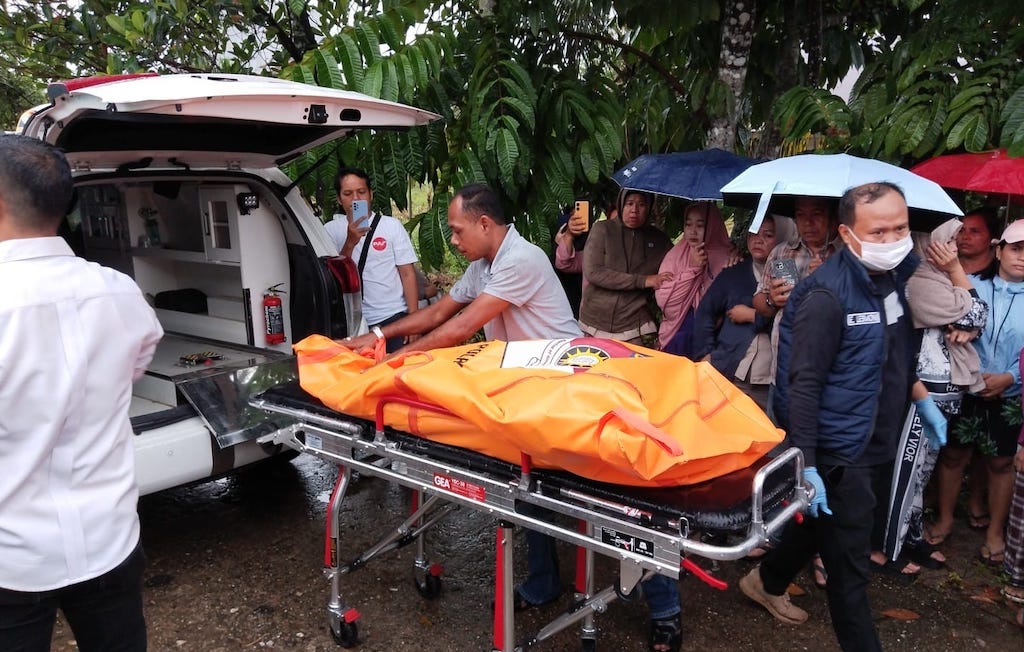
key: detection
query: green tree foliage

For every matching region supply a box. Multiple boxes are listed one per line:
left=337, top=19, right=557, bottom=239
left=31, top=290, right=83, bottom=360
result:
left=772, top=2, right=1024, bottom=163
left=5, top=0, right=1021, bottom=266
left=0, top=69, right=44, bottom=131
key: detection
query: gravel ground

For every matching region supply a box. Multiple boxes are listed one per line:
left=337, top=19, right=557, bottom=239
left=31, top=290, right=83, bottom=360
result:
left=50, top=455, right=1023, bottom=651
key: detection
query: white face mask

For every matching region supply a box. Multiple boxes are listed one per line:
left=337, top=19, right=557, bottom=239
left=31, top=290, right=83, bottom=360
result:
left=845, top=229, right=913, bottom=272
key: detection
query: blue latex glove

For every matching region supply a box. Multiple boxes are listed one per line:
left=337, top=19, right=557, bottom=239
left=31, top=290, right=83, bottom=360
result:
left=914, top=396, right=947, bottom=449
left=803, top=467, right=832, bottom=518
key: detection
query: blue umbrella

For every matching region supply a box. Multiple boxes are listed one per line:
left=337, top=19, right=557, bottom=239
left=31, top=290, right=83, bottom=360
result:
left=612, top=148, right=764, bottom=201
left=720, top=153, right=964, bottom=233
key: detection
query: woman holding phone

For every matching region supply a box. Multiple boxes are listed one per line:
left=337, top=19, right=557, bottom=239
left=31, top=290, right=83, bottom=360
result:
left=655, top=202, right=734, bottom=357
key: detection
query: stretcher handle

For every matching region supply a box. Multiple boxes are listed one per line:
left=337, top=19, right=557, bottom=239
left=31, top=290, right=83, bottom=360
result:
left=374, top=394, right=457, bottom=432
left=597, top=408, right=683, bottom=456
left=681, top=557, right=727, bottom=591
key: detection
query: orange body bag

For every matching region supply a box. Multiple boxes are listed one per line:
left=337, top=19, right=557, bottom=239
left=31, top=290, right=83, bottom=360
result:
left=295, top=335, right=784, bottom=487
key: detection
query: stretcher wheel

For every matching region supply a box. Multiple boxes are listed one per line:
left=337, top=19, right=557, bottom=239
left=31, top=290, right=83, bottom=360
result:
left=330, top=620, right=359, bottom=648
left=413, top=571, right=443, bottom=599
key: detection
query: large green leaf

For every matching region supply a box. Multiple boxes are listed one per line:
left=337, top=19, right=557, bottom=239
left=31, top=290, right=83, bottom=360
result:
left=355, top=22, right=383, bottom=65
left=1000, top=84, right=1024, bottom=155
left=313, top=49, right=344, bottom=90
left=494, top=127, right=521, bottom=191
left=381, top=59, right=399, bottom=103
left=579, top=140, right=600, bottom=184
left=377, top=13, right=404, bottom=51
left=500, top=96, right=536, bottom=132
left=336, top=31, right=364, bottom=89
left=362, top=60, right=384, bottom=98
left=947, top=113, right=991, bottom=151
left=963, top=114, right=991, bottom=152
left=417, top=192, right=451, bottom=271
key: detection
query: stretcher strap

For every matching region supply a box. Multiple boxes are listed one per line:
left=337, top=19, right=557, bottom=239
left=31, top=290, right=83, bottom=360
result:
left=598, top=408, right=683, bottom=456
left=375, top=394, right=456, bottom=432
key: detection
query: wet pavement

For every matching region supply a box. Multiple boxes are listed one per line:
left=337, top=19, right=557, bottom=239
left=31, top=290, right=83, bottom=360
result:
left=51, top=454, right=1023, bottom=651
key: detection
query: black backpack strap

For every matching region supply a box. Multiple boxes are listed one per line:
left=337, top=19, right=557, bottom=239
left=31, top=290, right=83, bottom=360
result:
left=356, top=213, right=383, bottom=280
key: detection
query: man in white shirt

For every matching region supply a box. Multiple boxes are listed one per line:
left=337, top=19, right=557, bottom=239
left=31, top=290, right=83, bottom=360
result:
left=0, top=134, right=163, bottom=651
left=325, top=168, right=420, bottom=352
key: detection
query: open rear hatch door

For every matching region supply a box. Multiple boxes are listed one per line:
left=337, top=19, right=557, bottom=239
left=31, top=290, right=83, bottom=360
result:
left=19, top=73, right=441, bottom=170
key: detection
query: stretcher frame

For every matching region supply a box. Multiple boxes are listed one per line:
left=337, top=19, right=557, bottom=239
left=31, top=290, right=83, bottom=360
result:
left=252, top=385, right=809, bottom=651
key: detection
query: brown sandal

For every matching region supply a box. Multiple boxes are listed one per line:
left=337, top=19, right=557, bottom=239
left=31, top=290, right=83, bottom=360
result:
left=978, top=544, right=1005, bottom=566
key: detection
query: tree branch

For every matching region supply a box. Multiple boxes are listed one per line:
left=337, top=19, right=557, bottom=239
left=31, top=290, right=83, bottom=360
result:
left=560, top=29, right=688, bottom=97
left=252, top=2, right=305, bottom=63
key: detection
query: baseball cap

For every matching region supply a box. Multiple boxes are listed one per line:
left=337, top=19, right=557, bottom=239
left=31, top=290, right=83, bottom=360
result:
left=997, top=219, right=1024, bottom=244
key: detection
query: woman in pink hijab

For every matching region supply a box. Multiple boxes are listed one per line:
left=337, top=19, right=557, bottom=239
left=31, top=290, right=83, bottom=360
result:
left=656, top=202, right=734, bottom=356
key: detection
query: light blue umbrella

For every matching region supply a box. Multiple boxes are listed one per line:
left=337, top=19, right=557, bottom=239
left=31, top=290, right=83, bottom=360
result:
left=719, top=153, right=964, bottom=233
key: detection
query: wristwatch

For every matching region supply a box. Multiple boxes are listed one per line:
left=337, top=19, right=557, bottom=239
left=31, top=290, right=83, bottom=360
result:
left=764, top=290, right=776, bottom=309
left=371, top=326, right=385, bottom=340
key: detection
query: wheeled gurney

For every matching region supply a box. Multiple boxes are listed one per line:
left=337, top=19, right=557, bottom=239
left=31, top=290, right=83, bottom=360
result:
left=252, top=381, right=809, bottom=651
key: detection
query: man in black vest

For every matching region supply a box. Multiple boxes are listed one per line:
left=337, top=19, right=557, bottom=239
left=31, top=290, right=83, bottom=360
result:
left=739, top=182, right=946, bottom=651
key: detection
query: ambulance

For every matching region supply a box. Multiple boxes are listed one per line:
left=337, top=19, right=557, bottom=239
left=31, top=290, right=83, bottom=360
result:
left=18, top=73, right=438, bottom=494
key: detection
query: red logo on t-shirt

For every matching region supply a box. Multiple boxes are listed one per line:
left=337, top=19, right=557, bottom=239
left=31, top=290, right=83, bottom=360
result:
left=372, top=237, right=387, bottom=251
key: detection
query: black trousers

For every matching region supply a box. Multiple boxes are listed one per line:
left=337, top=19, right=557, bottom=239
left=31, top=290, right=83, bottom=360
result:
left=758, top=463, right=890, bottom=652
left=0, top=542, right=147, bottom=652
left=370, top=310, right=409, bottom=353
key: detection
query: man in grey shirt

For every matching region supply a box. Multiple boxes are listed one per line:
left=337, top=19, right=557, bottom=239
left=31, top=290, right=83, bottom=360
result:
left=345, top=183, right=581, bottom=353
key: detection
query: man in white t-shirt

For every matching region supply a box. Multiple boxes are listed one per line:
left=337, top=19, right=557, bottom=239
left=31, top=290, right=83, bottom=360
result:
left=326, top=168, right=420, bottom=352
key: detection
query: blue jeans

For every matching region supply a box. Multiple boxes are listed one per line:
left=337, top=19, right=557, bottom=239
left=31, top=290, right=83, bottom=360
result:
left=517, top=506, right=680, bottom=619
left=0, top=542, right=147, bottom=652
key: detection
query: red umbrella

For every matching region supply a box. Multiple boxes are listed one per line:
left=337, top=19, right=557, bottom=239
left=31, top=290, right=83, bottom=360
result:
left=910, top=149, right=1024, bottom=197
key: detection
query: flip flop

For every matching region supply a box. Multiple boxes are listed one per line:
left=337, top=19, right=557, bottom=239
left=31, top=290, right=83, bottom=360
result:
left=903, top=541, right=946, bottom=570
left=810, top=559, right=827, bottom=589
left=1001, top=586, right=1024, bottom=605
left=967, top=511, right=991, bottom=529
left=870, top=558, right=921, bottom=581
left=978, top=544, right=1005, bottom=566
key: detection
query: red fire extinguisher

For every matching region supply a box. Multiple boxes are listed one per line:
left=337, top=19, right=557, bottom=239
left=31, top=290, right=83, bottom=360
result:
left=263, top=284, right=286, bottom=345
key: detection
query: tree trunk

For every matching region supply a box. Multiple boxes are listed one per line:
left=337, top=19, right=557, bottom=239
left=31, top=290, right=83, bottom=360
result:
left=707, top=0, right=756, bottom=151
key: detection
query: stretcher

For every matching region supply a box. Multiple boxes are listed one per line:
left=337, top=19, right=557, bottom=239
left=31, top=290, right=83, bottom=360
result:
left=252, top=381, right=809, bottom=651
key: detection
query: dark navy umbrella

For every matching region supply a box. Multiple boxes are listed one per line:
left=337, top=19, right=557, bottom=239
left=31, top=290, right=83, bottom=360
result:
left=612, top=149, right=764, bottom=201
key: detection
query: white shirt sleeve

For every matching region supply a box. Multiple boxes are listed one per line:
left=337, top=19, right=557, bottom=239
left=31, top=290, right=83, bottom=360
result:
left=386, top=219, right=419, bottom=266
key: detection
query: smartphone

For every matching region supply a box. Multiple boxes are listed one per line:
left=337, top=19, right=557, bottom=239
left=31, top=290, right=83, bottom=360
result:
left=769, top=258, right=799, bottom=286
left=571, top=200, right=590, bottom=232
left=351, top=199, right=369, bottom=225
